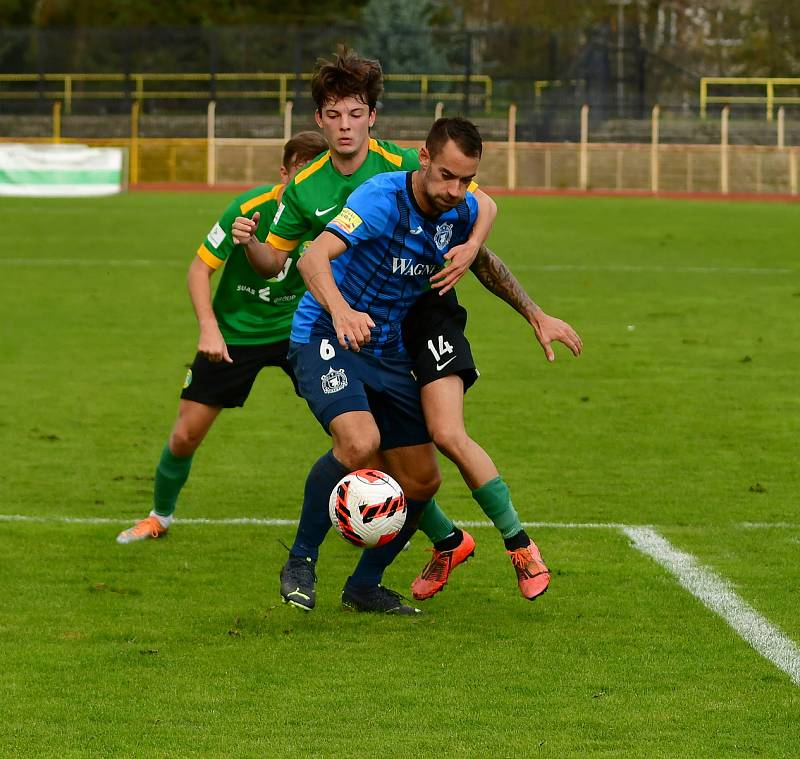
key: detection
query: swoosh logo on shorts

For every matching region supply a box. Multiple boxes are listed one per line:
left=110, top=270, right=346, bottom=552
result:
left=315, top=205, right=337, bottom=217
left=436, top=356, right=457, bottom=371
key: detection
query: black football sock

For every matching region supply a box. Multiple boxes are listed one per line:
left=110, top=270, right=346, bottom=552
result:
left=433, top=526, right=464, bottom=552
left=346, top=497, right=427, bottom=590
left=291, top=450, right=348, bottom=561
left=503, top=529, right=530, bottom=551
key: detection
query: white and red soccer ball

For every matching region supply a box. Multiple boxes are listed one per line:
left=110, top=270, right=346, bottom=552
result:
left=329, top=469, right=407, bottom=548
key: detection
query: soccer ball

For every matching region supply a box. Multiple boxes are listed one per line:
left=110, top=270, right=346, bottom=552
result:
left=329, top=469, right=407, bottom=548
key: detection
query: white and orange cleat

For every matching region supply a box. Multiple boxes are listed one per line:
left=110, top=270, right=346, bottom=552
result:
left=116, top=514, right=168, bottom=545
left=507, top=538, right=550, bottom=600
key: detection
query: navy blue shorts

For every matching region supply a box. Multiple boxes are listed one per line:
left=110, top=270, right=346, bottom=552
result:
left=288, top=338, right=431, bottom=450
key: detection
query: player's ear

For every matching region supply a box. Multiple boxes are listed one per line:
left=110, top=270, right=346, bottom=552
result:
left=314, top=110, right=323, bottom=128
left=419, top=146, right=430, bottom=171
left=368, top=109, right=377, bottom=128
left=279, top=165, right=289, bottom=182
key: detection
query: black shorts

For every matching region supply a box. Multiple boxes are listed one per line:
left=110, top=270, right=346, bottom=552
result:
left=180, top=340, right=299, bottom=408
left=402, top=289, right=479, bottom=392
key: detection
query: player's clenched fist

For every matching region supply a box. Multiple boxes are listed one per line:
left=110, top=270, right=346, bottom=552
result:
left=332, top=305, right=375, bottom=352
left=231, top=211, right=260, bottom=245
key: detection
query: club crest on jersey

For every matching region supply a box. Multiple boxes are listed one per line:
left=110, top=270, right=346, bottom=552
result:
left=434, top=222, right=453, bottom=250
left=330, top=208, right=363, bottom=235
left=321, top=367, right=348, bottom=394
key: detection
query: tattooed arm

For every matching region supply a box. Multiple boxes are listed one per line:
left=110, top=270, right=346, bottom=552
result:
left=470, top=245, right=541, bottom=321
left=470, top=246, right=583, bottom=362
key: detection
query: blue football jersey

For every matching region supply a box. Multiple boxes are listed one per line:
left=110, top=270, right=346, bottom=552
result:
left=291, top=171, right=478, bottom=355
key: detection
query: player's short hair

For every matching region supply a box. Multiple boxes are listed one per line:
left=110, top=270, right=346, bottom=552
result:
left=311, top=47, right=384, bottom=113
left=426, top=118, right=483, bottom=160
left=282, top=131, right=329, bottom=168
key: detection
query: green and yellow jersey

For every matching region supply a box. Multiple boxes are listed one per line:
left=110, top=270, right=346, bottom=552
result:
left=267, top=138, right=420, bottom=253
left=197, top=183, right=312, bottom=346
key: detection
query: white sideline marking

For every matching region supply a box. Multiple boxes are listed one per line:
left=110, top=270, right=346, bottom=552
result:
left=515, top=264, right=794, bottom=275
left=0, top=513, right=622, bottom=529
left=0, top=514, right=295, bottom=526
left=466, top=520, right=625, bottom=529
left=5, top=512, right=799, bottom=683
left=1, top=512, right=794, bottom=531
left=623, top=526, right=800, bottom=687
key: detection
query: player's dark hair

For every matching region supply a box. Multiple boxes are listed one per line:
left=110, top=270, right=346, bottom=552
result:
left=425, top=118, right=483, bottom=160
left=282, top=131, right=328, bottom=168
left=311, top=46, right=384, bottom=113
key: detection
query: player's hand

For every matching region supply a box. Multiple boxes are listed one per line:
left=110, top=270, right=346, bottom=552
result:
left=430, top=239, right=480, bottom=295
left=530, top=311, right=583, bottom=362
left=332, top=305, right=375, bottom=352
left=231, top=211, right=260, bottom=245
left=198, top=324, right=233, bottom=364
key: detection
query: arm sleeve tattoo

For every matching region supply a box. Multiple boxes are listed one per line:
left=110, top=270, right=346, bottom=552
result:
left=469, top=245, right=540, bottom=321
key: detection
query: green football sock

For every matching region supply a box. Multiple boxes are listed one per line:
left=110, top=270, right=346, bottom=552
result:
left=472, top=476, right=522, bottom=539
left=153, top=443, right=193, bottom=518
left=417, top=498, right=456, bottom=544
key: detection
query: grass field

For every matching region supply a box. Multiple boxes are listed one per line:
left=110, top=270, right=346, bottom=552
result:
left=2, top=192, right=799, bottom=757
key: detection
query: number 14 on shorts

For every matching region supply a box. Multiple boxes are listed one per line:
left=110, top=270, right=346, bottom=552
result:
left=427, top=335, right=455, bottom=369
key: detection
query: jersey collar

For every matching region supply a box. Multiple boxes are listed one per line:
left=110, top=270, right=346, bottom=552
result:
left=406, top=171, right=443, bottom=220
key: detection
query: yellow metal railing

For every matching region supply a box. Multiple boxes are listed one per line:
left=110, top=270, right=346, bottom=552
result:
left=0, top=72, right=493, bottom=114
left=700, top=77, right=800, bottom=121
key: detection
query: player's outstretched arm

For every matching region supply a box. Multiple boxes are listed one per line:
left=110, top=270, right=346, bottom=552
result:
left=187, top=255, right=232, bottom=364
left=297, top=231, right=375, bottom=352
left=430, top=188, right=497, bottom=295
left=231, top=211, right=289, bottom=278
left=470, top=246, right=583, bottom=362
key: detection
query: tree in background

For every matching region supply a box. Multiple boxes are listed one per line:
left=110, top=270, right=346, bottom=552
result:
left=738, top=0, right=800, bottom=76
left=19, top=0, right=368, bottom=26
left=355, top=0, right=456, bottom=73
left=2, top=0, right=798, bottom=104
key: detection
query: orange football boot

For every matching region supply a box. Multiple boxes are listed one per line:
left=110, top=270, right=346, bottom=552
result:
left=507, top=539, right=550, bottom=600
left=411, top=529, right=476, bottom=600
left=116, top=515, right=168, bottom=544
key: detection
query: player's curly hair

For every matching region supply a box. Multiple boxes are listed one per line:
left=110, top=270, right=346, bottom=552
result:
left=311, top=46, right=384, bottom=113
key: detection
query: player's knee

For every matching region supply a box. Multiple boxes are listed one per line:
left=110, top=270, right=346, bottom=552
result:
left=403, top=469, right=442, bottom=502
left=169, top=426, right=203, bottom=456
left=430, top=425, right=470, bottom=461
left=335, top=433, right=380, bottom=470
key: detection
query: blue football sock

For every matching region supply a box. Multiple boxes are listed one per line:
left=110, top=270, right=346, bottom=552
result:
left=291, top=450, right=348, bottom=562
left=346, top=497, right=427, bottom=590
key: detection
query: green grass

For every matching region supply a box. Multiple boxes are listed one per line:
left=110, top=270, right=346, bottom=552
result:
left=1, top=193, right=799, bottom=756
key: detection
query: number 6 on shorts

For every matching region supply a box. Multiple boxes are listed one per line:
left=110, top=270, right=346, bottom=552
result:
left=320, top=339, right=336, bottom=360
